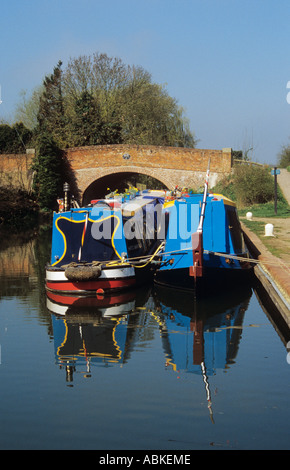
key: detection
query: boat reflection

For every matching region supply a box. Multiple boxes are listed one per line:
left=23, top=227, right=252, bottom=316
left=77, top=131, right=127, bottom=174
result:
left=48, top=285, right=252, bottom=390
left=153, top=285, right=251, bottom=375
left=47, top=288, right=147, bottom=383
left=152, top=286, right=251, bottom=423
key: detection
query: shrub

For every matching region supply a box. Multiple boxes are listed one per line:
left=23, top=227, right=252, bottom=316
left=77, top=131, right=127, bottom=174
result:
left=278, top=146, right=290, bottom=168
left=212, top=164, right=276, bottom=207
left=211, top=174, right=236, bottom=201
left=232, top=164, right=274, bottom=206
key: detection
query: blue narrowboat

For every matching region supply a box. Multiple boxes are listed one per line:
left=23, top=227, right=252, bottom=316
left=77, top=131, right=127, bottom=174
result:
left=45, top=189, right=165, bottom=295
left=154, top=191, right=252, bottom=293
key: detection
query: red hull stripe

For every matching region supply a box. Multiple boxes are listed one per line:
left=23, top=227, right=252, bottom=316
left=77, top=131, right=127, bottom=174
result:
left=46, top=290, right=136, bottom=306
left=46, top=278, right=136, bottom=292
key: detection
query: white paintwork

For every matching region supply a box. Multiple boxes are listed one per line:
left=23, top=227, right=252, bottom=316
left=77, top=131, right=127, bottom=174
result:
left=46, top=265, right=135, bottom=281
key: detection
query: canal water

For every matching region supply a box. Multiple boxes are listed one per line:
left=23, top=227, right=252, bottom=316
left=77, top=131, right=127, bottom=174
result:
left=0, top=228, right=289, bottom=451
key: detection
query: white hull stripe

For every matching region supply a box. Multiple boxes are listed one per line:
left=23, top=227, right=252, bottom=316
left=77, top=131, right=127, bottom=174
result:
left=46, top=266, right=135, bottom=282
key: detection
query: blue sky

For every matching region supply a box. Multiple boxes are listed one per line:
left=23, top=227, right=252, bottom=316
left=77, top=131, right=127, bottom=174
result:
left=1, top=0, right=290, bottom=165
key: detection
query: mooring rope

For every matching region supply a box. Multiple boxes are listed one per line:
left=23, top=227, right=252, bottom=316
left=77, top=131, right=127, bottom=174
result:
left=101, top=242, right=166, bottom=269
left=61, top=241, right=289, bottom=274
left=204, top=250, right=290, bottom=273
left=154, top=245, right=290, bottom=273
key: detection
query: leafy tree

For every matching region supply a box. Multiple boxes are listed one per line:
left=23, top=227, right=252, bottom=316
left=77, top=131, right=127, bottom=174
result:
left=70, top=90, right=102, bottom=146
left=16, top=52, right=196, bottom=149
left=69, top=90, right=122, bottom=146
left=0, top=124, right=16, bottom=153
left=278, top=145, right=290, bottom=168
left=37, top=61, right=67, bottom=147
left=63, top=53, right=127, bottom=146
left=13, top=122, right=33, bottom=151
left=15, top=86, right=44, bottom=130
left=62, top=53, right=196, bottom=147
left=32, top=132, right=62, bottom=210
left=0, top=122, right=32, bottom=153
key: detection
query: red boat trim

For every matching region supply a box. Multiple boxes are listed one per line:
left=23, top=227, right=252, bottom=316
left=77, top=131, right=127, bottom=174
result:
left=46, top=277, right=136, bottom=293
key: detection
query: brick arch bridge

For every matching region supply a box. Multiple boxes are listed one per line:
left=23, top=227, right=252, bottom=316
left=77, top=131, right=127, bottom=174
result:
left=64, top=145, right=233, bottom=204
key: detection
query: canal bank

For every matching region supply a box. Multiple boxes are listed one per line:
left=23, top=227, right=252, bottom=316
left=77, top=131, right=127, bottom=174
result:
left=242, top=222, right=290, bottom=328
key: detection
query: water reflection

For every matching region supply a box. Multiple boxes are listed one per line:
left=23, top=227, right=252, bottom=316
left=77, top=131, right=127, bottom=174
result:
left=1, top=231, right=290, bottom=444
left=0, top=228, right=53, bottom=334
left=152, top=286, right=251, bottom=424
left=48, top=290, right=141, bottom=382
left=154, top=285, right=251, bottom=373
left=0, top=234, right=38, bottom=297
left=47, top=285, right=252, bottom=385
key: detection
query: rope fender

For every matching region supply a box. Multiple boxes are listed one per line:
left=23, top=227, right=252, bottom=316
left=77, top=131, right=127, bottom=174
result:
left=63, top=262, right=102, bottom=281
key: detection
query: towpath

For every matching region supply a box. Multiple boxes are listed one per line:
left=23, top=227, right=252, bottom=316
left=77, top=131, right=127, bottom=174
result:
left=240, top=168, right=290, bottom=321
left=278, top=169, right=290, bottom=204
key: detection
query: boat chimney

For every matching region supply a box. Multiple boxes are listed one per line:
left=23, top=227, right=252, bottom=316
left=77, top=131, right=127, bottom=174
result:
left=63, top=182, right=70, bottom=211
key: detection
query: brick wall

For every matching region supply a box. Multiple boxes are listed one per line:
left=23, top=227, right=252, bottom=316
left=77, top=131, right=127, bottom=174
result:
left=65, top=144, right=232, bottom=172
left=0, top=152, right=34, bottom=191
left=0, top=145, right=233, bottom=196
left=64, top=144, right=232, bottom=195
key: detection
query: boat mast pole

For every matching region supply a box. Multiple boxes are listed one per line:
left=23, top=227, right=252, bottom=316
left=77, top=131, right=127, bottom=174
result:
left=189, top=158, right=210, bottom=280
left=197, top=158, right=210, bottom=233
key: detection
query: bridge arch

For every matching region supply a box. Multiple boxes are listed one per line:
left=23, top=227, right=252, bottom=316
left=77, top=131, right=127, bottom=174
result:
left=82, top=169, right=169, bottom=204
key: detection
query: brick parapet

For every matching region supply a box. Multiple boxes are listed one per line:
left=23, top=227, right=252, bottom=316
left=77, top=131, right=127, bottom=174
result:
left=0, top=145, right=232, bottom=195
left=65, top=145, right=232, bottom=173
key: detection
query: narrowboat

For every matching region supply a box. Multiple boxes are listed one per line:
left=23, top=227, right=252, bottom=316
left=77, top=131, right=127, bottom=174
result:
left=45, top=188, right=165, bottom=295
left=154, top=168, right=252, bottom=293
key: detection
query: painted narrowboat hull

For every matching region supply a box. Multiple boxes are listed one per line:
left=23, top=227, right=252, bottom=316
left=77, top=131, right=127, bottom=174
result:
left=154, top=192, right=253, bottom=294
left=45, top=189, right=165, bottom=296
left=45, top=264, right=136, bottom=295
left=154, top=263, right=252, bottom=295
